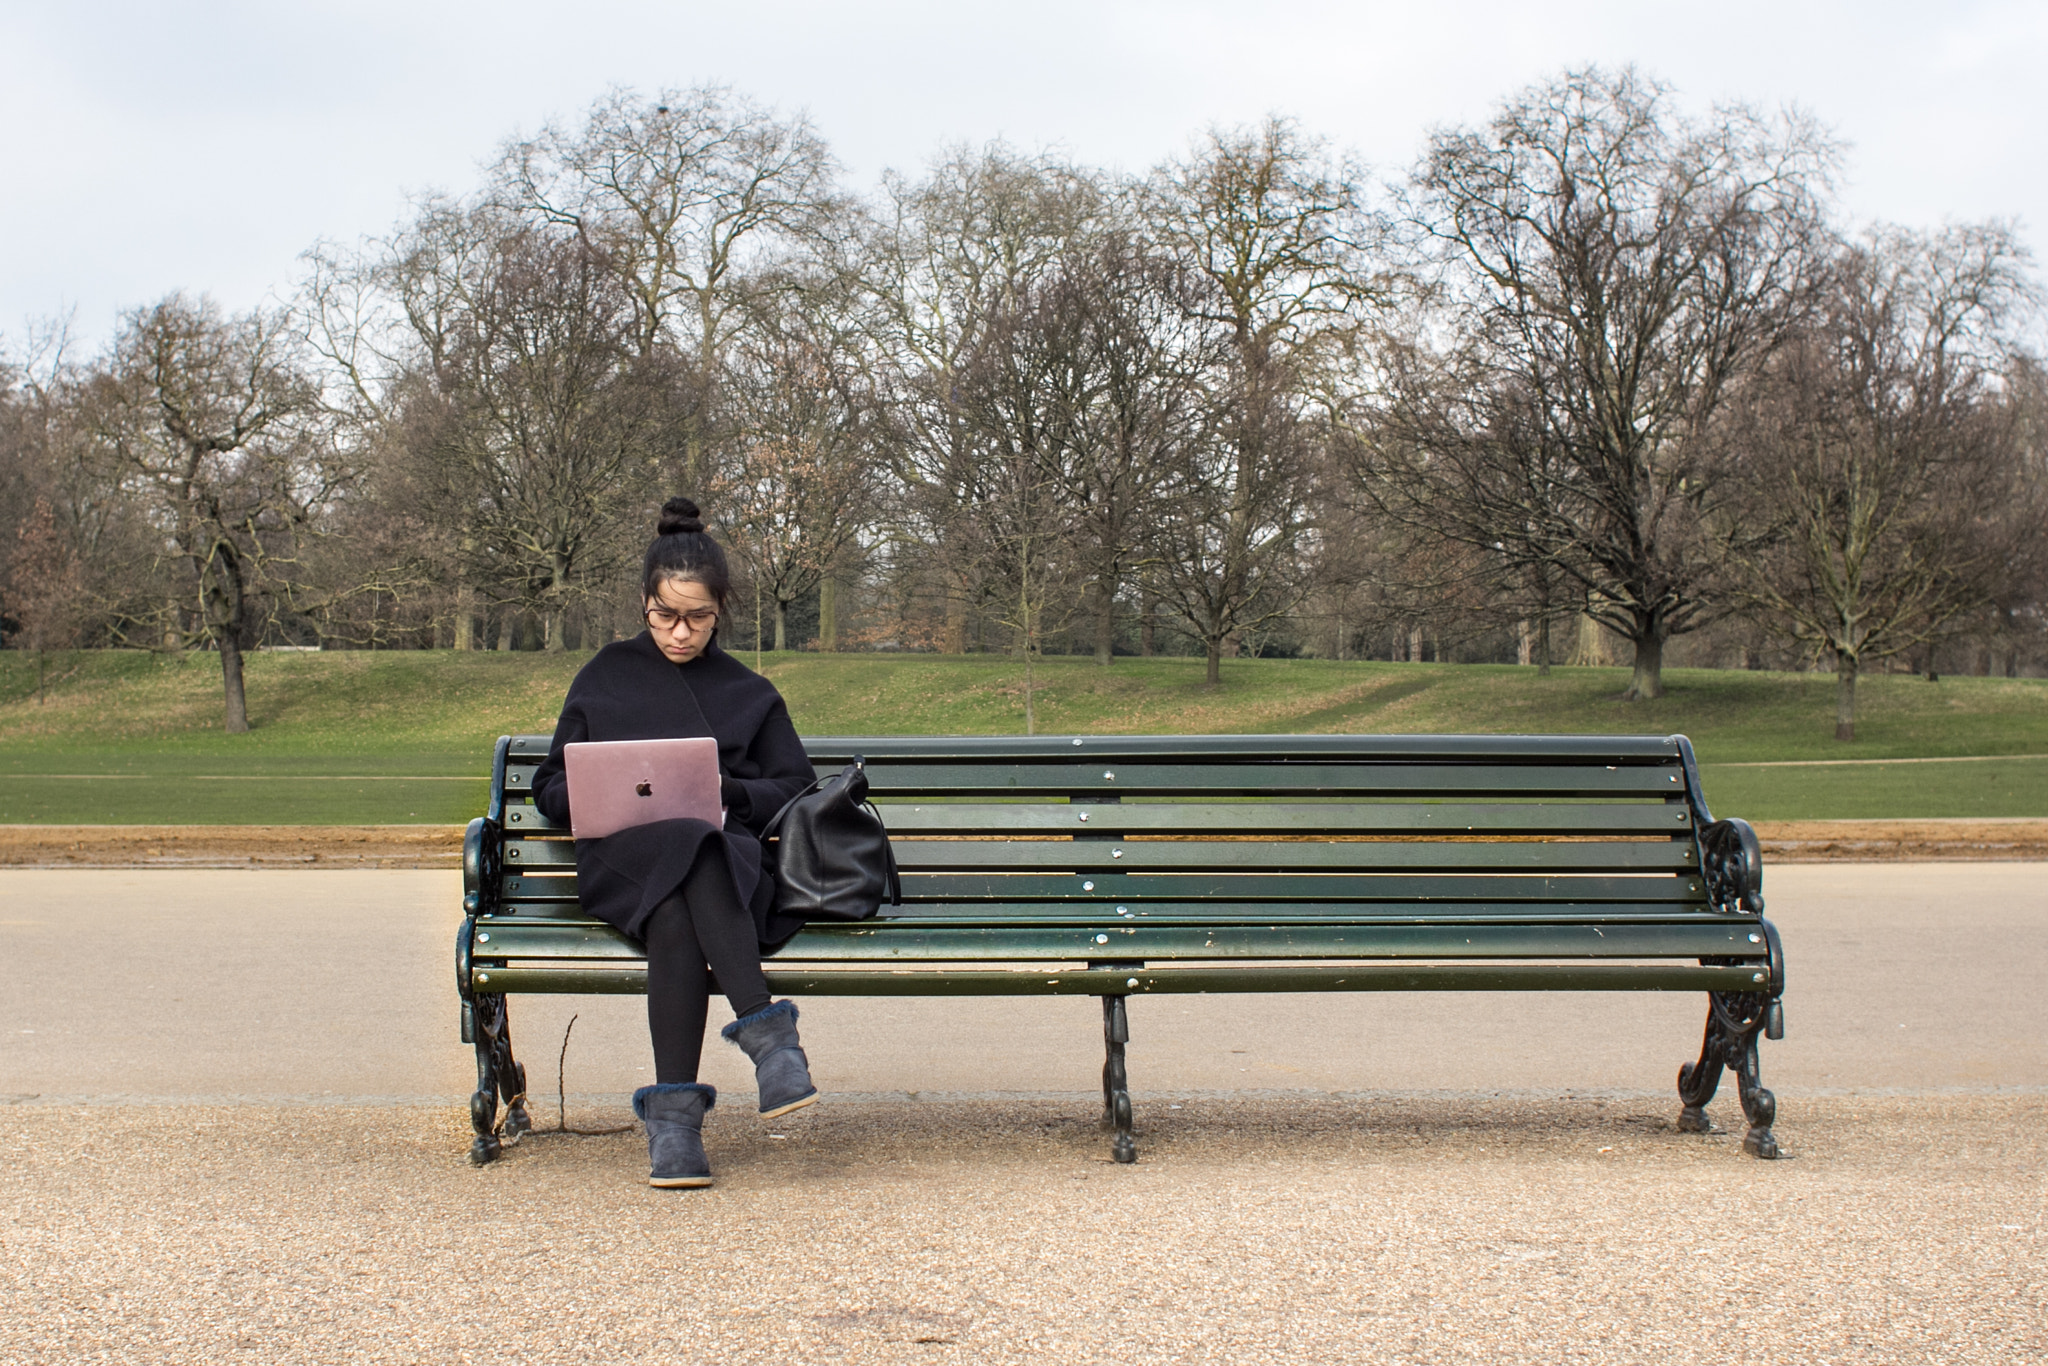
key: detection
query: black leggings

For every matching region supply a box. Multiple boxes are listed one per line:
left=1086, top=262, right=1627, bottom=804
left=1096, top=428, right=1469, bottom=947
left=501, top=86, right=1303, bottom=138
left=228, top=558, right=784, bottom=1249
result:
left=644, top=845, right=773, bottom=1083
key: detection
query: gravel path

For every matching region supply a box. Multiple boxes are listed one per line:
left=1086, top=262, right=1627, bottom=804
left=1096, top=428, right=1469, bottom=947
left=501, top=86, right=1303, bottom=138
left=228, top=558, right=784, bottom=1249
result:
left=5, top=1094, right=2043, bottom=1364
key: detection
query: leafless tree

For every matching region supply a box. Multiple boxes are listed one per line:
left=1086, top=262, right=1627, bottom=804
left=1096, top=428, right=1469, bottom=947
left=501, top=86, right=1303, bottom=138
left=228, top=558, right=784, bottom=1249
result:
left=5, top=496, right=84, bottom=701
left=1735, top=223, right=2039, bottom=738
left=1141, top=118, right=1380, bottom=684
left=502, top=86, right=842, bottom=486
left=400, top=227, right=675, bottom=651
left=713, top=285, right=879, bottom=652
left=82, top=295, right=340, bottom=731
left=1383, top=67, right=1837, bottom=699
left=861, top=146, right=1110, bottom=654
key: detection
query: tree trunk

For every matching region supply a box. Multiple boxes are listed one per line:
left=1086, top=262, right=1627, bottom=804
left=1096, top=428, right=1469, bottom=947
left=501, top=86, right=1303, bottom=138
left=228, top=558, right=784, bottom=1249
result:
left=454, top=584, right=475, bottom=651
left=1536, top=615, right=1552, bottom=676
left=945, top=594, right=968, bottom=654
left=819, top=577, right=838, bottom=652
left=220, top=634, right=250, bottom=734
left=1517, top=619, right=1532, bottom=666
left=1408, top=627, right=1423, bottom=663
left=496, top=611, right=516, bottom=652
left=773, top=599, right=787, bottom=652
left=1836, top=654, right=1858, bottom=742
left=1092, top=579, right=1115, bottom=666
left=543, top=605, right=566, bottom=652
left=1205, top=636, right=1223, bottom=686
left=1623, top=632, right=1665, bottom=701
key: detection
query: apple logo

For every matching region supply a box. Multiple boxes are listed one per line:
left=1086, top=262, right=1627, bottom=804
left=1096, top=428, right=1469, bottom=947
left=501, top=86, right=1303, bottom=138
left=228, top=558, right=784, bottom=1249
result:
left=636, top=780, right=653, bottom=797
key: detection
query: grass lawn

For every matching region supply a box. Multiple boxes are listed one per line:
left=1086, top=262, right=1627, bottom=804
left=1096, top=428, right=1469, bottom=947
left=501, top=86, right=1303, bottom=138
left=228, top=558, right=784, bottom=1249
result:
left=2, top=648, right=2044, bottom=823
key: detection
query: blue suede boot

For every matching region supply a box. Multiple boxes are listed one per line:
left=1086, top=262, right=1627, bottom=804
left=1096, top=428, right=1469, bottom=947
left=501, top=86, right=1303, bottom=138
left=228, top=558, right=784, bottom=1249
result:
left=721, top=1000, right=819, bottom=1118
left=632, top=1082, right=716, bottom=1188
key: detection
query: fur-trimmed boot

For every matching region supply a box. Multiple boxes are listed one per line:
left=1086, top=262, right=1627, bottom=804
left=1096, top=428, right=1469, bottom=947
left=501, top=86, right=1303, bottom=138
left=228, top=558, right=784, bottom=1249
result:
left=721, top=1000, right=819, bottom=1118
left=632, top=1082, right=716, bottom=1188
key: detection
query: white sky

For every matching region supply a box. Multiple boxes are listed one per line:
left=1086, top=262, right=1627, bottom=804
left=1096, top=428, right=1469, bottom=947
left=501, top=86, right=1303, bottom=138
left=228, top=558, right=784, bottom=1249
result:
left=4, top=0, right=2044, bottom=352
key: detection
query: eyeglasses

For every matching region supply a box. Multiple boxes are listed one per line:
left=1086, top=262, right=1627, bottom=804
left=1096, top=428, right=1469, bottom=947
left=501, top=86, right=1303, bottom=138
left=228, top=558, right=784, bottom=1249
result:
left=644, top=606, right=719, bottom=634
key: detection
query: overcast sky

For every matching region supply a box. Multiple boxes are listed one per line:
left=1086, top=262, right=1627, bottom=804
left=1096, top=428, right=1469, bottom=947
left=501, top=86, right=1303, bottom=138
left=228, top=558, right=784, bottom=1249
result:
left=3, top=0, right=2043, bottom=352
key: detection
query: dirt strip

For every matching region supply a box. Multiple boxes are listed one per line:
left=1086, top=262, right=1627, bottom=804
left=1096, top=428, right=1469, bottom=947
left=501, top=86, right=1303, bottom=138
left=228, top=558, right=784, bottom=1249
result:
left=4, top=818, right=2048, bottom=867
left=0, top=824, right=468, bottom=868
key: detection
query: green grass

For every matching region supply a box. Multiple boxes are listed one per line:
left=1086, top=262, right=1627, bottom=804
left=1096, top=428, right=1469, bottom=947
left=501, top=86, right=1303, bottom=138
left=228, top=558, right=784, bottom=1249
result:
left=2, top=649, right=2044, bottom=823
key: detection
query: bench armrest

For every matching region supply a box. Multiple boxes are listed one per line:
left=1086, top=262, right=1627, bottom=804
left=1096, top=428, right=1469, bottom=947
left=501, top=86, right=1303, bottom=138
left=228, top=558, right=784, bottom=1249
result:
left=1700, top=817, right=1764, bottom=917
left=463, top=817, right=502, bottom=917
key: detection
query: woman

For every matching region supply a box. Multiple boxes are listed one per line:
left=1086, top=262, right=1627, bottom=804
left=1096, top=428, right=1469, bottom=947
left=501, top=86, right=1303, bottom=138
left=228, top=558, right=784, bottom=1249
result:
left=531, top=497, right=820, bottom=1189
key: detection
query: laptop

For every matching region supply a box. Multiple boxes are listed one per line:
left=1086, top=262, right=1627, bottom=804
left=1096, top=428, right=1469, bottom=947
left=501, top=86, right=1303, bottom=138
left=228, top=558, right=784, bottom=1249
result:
left=562, top=737, right=724, bottom=840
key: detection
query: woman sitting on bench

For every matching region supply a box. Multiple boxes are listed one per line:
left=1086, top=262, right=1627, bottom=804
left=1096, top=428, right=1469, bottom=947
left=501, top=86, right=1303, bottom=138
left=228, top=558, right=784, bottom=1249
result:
left=531, top=497, right=820, bottom=1188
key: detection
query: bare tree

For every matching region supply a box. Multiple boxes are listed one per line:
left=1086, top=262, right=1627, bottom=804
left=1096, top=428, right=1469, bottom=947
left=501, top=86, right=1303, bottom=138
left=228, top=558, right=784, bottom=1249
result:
left=402, top=227, right=673, bottom=650
left=5, top=497, right=84, bottom=701
left=861, top=146, right=1110, bottom=654
left=1141, top=118, right=1380, bottom=683
left=503, top=86, right=842, bottom=486
left=1736, top=223, right=2038, bottom=738
left=714, top=287, right=878, bottom=651
left=1391, top=67, right=1837, bottom=699
left=83, top=296, right=338, bottom=731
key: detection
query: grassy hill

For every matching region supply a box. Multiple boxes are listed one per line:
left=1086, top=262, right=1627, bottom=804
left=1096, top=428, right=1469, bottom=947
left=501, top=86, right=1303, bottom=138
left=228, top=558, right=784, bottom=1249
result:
left=2, top=648, right=2045, bottom=822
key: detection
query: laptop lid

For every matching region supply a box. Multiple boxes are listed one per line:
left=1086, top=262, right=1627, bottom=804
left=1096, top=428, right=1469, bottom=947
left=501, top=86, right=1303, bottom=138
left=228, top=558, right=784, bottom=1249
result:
left=562, top=737, right=723, bottom=840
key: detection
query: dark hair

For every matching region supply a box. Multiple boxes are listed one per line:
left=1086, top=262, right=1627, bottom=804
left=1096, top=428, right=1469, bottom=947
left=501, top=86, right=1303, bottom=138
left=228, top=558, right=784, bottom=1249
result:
left=641, top=497, right=731, bottom=610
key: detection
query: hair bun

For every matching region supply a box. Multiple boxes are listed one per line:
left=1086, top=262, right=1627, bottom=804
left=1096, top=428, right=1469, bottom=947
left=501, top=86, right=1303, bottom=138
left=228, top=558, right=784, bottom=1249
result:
left=657, top=496, right=704, bottom=536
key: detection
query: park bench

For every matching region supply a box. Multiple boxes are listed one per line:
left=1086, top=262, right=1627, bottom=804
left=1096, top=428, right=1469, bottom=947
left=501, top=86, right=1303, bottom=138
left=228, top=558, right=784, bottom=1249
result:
left=457, top=733, right=1783, bottom=1167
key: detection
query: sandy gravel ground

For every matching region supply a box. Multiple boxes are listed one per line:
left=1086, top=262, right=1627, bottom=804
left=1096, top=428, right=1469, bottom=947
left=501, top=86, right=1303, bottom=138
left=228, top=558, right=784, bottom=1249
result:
left=6, top=819, right=2048, bottom=867
left=3, top=1094, right=2042, bottom=1365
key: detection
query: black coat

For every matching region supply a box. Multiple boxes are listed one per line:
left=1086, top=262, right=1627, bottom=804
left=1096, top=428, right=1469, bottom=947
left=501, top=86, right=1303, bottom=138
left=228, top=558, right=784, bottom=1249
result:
left=531, top=634, right=816, bottom=947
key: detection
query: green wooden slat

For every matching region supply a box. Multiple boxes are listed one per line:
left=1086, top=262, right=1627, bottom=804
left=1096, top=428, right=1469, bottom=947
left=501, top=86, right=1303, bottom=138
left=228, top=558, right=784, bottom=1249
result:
left=886, top=839, right=1698, bottom=873
left=775, top=921, right=1754, bottom=961
left=498, top=732, right=1691, bottom=764
left=491, top=801, right=1694, bottom=838
left=870, top=804, right=1693, bottom=836
left=483, top=901, right=1744, bottom=933
left=471, top=918, right=1754, bottom=963
left=470, top=961, right=1765, bottom=996
left=502, top=838, right=574, bottom=867
left=800, top=734, right=1689, bottom=763
left=895, top=871, right=1702, bottom=903
left=503, top=874, right=578, bottom=900
left=846, top=761, right=1684, bottom=798
left=499, top=843, right=1696, bottom=903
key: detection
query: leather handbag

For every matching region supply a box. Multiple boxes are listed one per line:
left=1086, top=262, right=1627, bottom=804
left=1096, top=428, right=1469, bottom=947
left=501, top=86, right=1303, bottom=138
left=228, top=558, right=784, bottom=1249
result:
left=760, top=757, right=901, bottom=921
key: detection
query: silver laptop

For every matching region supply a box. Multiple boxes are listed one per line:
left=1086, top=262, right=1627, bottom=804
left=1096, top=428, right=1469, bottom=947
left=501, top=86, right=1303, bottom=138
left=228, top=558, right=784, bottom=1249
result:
left=562, top=737, right=723, bottom=840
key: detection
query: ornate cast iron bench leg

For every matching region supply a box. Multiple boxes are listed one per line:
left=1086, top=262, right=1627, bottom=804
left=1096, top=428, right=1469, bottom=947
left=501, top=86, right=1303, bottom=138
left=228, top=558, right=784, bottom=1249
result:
left=467, top=993, right=531, bottom=1166
left=1099, top=994, right=1137, bottom=1164
left=1677, top=990, right=1782, bottom=1159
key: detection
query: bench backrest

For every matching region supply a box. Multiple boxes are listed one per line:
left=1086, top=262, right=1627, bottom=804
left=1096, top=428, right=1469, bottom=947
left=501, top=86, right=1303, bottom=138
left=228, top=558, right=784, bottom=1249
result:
left=474, top=733, right=1750, bottom=928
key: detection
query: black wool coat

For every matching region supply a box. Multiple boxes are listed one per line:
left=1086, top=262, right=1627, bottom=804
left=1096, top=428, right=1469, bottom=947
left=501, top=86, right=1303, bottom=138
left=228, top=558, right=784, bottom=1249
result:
left=531, top=634, right=816, bottom=947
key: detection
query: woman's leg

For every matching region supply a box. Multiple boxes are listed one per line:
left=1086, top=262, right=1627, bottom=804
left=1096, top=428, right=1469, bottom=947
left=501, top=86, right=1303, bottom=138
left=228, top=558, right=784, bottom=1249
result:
left=643, top=891, right=711, bottom=1083
left=679, top=843, right=772, bottom=1021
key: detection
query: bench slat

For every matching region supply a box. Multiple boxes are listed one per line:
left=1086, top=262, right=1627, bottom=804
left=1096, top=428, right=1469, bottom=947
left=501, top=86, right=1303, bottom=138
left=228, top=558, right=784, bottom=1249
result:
left=472, top=960, right=1765, bottom=996
left=890, top=872, right=1702, bottom=903
left=841, top=761, right=1687, bottom=798
left=471, top=917, right=1759, bottom=963
left=497, top=801, right=1696, bottom=837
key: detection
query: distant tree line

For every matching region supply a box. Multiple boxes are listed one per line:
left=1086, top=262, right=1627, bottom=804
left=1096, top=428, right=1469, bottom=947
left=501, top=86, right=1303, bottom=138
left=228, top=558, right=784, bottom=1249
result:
left=2, top=68, right=2042, bottom=739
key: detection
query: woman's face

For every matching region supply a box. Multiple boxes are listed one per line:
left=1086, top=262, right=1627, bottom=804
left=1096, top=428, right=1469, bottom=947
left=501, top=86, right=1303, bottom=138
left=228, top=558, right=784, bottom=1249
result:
left=643, top=577, right=720, bottom=664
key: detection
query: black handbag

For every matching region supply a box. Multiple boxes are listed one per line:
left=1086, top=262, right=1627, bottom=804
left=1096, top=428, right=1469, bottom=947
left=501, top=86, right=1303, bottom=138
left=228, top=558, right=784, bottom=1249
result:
left=760, top=757, right=901, bottom=921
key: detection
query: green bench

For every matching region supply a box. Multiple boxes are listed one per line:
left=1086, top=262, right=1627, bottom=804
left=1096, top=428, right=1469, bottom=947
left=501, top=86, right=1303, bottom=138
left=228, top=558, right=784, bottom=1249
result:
left=458, top=733, right=1783, bottom=1166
